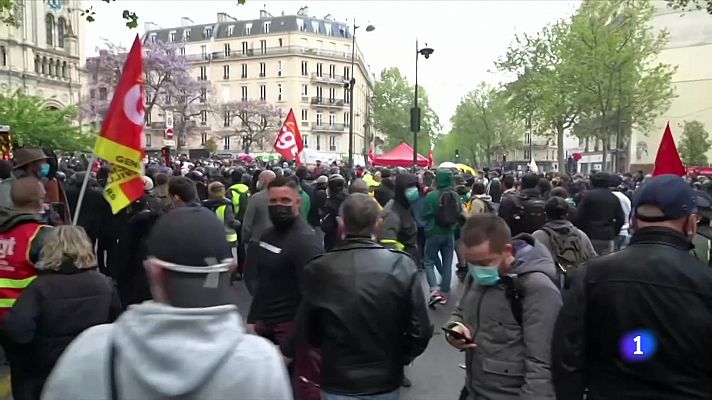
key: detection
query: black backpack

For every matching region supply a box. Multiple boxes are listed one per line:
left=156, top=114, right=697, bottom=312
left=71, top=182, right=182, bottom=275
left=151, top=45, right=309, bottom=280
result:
left=488, top=179, right=503, bottom=203
left=435, top=190, right=460, bottom=227
left=502, top=271, right=562, bottom=326
left=512, top=194, right=547, bottom=234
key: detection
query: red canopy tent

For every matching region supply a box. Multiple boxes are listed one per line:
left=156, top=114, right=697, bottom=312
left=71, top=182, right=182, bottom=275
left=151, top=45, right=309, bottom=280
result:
left=372, top=143, right=429, bottom=167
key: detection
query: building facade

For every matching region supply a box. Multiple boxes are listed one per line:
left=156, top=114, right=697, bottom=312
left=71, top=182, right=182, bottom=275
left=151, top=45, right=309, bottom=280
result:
left=142, top=8, right=375, bottom=160
left=0, top=0, right=83, bottom=108
left=628, top=5, right=712, bottom=172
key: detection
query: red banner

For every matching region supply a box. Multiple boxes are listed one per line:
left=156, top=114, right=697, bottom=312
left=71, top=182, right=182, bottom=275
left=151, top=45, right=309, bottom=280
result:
left=428, top=149, right=434, bottom=168
left=273, top=109, right=304, bottom=161
left=653, top=122, right=685, bottom=177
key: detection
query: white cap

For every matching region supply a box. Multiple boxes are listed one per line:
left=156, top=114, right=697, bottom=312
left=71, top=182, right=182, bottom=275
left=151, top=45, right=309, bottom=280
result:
left=142, top=175, right=154, bottom=192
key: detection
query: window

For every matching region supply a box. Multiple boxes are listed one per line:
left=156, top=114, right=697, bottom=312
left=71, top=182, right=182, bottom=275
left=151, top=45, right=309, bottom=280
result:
left=259, top=62, right=266, bottom=77
left=61, top=61, right=67, bottom=78
left=179, top=47, right=185, bottom=56
left=259, top=85, right=266, bottom=101
left=204, top=27, right=212, bottom=39
left=241, top=63, right=247, bottom=78
left=316, top=40, right=323, bottom=52
left=149, top=33, right=157, bottom=44
left=241, top=41, right=248, bottom=55
left=316, top=135, right=321, bottom=150
left=45, top=14, right=54, bottom=46
left=344, top=89, right=351, bottom=103
left=277, top=61, right=282, bottom=77
left=329, top=135, right=336, bottom=151
left=311, top=20, right=320, bottom=33
left=316, top=63, right=323, bottom=77
left=223, top=65, right=230, bottom=79
left=201, top=45, right=207, bottom=60
left=200, top=110, right=208, bottom=125
left=329, top=113, right=335, bottom=125
left=301, top=109, right=308, bottom=121
left=200, top=88, right=207, bottom=103
left=343, top=44, right=351, bottom=58
left=169, top=31, right=176, bottom=43
left=325, top=23, right=332, bottom=36
left=90, top=89, right=96, bottom=100
left=329, top=88, right=336, bottom=102
left=301, top=84, right=308, bottom=97
left=301, top=61, right=308, bottom=76
left=99, top=87, right=108, bottom=100
left=303, top=135, right=308, bottom=148
left=224, top=137, right=230, bottom=150
left=278, top=84, right=283, bottom=101
left=198, top=66, right=207, bottom=80
left=316, top=112, right=323, bottom=126
left=201, top=132, right=208, bottom=145
left=260, top=40, right=267, bottom=54
left=297, top=19, right=305, bottom=32
left=344, top=66, right=351, bottom=80
left=241, top=86, right=248, bottom=101
left=34, top=56, right=40, bottom=73
left=224, top=43, right=230, bottom=57
left=344, top=112, right=350, bottom=127
left=227, top=25, right=234, bottom=36
left=316, top=86, right=323, bottom=100
left=300, top=38, right=308, bottom=50
left=41, top=57, right=46, bottom=74
left=338, top=25, right=347, bottom=37
left=57, top=17, right=65, bottom=48
left=0, top=46, right=5, bottom=67
left=245, top=23, right=252, bottom=35
left=146, top=134, right=152, bottom=148
left=224, top=110, right=231, bottom=127
left=263, top=21, right=271, bottom=33
left=278, top=38, right=283, bottom=47
left=329, top=64, right=336, bottom=78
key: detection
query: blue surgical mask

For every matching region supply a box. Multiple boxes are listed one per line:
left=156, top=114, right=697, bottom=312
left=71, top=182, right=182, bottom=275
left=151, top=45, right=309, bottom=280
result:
left=468, top=264, right=501, bottom=286
left=39, top=164, right=50, bottom=178
left=405, top=187, right=419, bottom=202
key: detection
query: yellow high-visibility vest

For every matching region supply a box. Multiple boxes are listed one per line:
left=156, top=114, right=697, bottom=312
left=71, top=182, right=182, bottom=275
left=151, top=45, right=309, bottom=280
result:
left=216, top=204, right=238, bottom=243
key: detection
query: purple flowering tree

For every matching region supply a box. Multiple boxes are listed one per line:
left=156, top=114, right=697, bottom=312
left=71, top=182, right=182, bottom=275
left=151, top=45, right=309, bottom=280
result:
left=220, top=100, right=282, bottom=153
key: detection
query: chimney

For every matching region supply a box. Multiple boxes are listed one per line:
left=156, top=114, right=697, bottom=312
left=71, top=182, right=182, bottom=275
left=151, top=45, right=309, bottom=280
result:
left=144, top=21, right=159, bottom=31
left=217, top=12, right=227, bottom=22
left=180, top=17, right=194, bottom=27
left=260, top=9, right=273, bottom=19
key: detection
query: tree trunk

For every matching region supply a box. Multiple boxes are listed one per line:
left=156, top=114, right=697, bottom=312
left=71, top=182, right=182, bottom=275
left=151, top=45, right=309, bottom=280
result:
left=556, top=124, right=565, bottom=173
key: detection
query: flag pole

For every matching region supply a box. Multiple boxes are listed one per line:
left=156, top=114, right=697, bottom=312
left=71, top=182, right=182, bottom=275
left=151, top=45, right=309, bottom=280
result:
left=72, top=155, right=97, bottom=226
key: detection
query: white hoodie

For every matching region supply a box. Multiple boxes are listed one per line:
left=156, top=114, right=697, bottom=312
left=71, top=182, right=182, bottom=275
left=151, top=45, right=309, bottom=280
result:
left=42, top=301, right=292, bottom=400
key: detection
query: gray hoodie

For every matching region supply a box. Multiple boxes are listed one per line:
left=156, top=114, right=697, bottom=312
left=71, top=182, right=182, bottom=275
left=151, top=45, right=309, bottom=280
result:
left=448, top=235, right=562, bottom=400
left=41, top=302, right=292, bottom=400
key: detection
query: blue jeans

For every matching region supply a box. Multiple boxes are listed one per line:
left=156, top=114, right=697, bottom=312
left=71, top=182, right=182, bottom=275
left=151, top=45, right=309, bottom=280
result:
left=424, top=234, right=455, bottom=295
left=322, top=390, right=399, bottom=400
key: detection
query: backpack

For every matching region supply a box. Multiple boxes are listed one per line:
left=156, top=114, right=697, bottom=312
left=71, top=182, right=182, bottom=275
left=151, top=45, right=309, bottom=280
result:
left=511, top=194, right=547, bottom=234
left=541, top=225, right=588, bottom=289
left=502, top=271, right=562, bottom=326
left=435, top=190, right=460, bottom=227
left=469, top=197, right=496, bottom=215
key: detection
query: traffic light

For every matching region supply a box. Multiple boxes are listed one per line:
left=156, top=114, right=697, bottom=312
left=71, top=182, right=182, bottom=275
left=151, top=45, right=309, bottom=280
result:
left=161, top=146, right=170, bottom=167
left=455, top=149, right=460, bottom=159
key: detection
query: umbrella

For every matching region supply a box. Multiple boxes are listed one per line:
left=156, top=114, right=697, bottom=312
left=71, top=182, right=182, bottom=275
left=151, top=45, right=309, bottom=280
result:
left=438, top=161, right=458, bottom=169
left=456, top=163, right=476, bottom=175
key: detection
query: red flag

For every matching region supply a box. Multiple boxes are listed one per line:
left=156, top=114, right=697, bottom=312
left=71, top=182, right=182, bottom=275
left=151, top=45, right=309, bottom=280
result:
left=428, top=149, right=434, bottom=168
left=94, top=35, right=146, bottom=213
left=273, top=109, right=303, bottom=161
left=368, top=146, right=375, bottom=165
left=653, top=122, right=685, bottom=177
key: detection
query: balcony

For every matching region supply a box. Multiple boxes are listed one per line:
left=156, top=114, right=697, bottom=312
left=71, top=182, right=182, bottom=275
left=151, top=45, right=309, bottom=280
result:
left=148, top=120, right=197, bottom=130
left=311, top=123, right=346, bottom=133
left=311, top=73, right=347, bottom=85
left=301, top=95, right=310, bottom=103
left=310, top=97, right=346, bottom=108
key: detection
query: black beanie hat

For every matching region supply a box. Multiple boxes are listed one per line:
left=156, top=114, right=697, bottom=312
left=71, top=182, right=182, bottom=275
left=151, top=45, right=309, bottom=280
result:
left=147, top=207, right=232, bottom=266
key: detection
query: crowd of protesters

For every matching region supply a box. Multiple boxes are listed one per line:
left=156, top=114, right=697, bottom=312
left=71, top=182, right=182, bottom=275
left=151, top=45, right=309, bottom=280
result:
left=0, top=147, right=710, bottom=399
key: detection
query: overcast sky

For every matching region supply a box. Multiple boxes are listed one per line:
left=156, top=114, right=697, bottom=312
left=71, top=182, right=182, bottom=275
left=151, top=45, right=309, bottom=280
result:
left=84, top=0, right=580, bottom=131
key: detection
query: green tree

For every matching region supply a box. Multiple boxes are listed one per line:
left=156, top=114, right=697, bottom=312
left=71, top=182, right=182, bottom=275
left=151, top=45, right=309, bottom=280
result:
left=0, top=91, right=93, bottom=151
left=450, top=83, right=521, bottom=167
left=666, top=0, right=712, bottom=14
left=567, top=0, right=675, bottom=170
left=679, top=120, right=711, bottom=166
left=432, top=132, right=460, bottom=165
left=203, top=138, right=218, bottom=154
left=372, top=67, right=441, bottom=151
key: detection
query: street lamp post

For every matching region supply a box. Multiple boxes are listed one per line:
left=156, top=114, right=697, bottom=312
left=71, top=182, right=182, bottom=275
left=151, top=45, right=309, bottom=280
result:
left=347, top=21, right=374, bottom=168
left=412, top=40, right=433, bottom=169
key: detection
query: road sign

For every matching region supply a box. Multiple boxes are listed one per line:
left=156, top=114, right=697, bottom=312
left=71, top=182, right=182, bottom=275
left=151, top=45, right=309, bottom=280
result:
left=165, top=111, right=174, bottom=129
left=163, top=139, right=176, bottom=147
left=165, top=128, right=174, bottom=140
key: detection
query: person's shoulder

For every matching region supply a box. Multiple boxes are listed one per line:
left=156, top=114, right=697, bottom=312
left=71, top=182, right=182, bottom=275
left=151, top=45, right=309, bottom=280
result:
left=229, top=333, right=285, bottom=366
left=54, top=323, right=113, bottom=366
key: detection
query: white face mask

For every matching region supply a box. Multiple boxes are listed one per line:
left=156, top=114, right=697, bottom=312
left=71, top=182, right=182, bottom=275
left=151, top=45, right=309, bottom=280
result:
left=146, top=257, right=234, bottom=288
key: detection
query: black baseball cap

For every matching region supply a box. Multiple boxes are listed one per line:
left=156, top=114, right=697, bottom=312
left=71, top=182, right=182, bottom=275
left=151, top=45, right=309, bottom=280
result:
left=632, top=174, right=697, bottom=222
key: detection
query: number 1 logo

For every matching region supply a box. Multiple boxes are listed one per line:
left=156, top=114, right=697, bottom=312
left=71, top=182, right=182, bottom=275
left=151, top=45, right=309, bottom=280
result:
left=620, top=330, right=656, bottom=362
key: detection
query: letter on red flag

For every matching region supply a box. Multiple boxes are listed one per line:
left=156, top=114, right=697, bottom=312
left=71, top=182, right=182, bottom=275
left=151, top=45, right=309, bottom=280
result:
left=273, top=109, right=304, bottom=161
left=653, top=122, right=685, bottom=177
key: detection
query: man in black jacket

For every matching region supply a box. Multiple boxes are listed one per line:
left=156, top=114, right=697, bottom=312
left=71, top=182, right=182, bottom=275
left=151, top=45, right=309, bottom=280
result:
left=553, top=174, right=712, bottom=400
left=574, top=172, right=625, bottom=256
left=498, top=173, right=546, bottom=236
left=298, top=193, right=432, bottom=399
left=321, top=174, right=347, bottom=251
left=380, top=173, right=420, bottom=262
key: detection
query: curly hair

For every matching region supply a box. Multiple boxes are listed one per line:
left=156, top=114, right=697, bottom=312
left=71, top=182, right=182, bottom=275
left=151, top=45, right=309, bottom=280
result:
left=38, top=226, right=96, bottom=271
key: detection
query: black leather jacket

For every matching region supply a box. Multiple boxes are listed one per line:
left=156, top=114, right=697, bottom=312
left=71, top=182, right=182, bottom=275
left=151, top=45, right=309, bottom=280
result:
left=299, top=237, right=433, bottom=396
left=553, top=227, right=712, bottom=400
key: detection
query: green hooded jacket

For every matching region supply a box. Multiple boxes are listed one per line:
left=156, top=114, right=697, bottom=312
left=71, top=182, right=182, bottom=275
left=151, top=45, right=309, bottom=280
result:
left=424, top=169, right=463, bottom=236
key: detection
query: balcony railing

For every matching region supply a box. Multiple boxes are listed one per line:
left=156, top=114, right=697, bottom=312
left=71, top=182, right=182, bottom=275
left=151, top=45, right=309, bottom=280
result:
left=311, top=72, right=347, bottom=85
left=148, top=120, right=197, bottom=130
left=310, top=97, right=346, bottom=108
left=311, top=123, right=346, bottom=133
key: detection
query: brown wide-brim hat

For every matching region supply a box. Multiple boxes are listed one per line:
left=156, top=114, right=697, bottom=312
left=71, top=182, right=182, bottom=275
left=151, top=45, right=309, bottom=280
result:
left=12, top=148, right=48, bottom=169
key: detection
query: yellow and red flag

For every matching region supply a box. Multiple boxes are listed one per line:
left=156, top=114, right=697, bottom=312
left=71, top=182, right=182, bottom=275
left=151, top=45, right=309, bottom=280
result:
left=94, top=36, right=146, bottom=214
left=273, top=109, right=304, bottom=162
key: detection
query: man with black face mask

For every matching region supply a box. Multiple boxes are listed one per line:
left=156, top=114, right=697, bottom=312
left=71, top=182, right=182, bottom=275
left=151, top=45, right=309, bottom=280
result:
left=246, top=175, right=324, bottom=400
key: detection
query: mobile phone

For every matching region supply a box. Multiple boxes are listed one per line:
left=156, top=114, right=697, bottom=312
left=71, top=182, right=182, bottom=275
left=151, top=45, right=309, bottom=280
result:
left=442, top=327, right=474, bottom=344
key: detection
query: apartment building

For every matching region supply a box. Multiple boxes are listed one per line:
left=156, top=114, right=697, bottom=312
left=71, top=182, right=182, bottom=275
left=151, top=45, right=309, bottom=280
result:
left=143, top=8, right=375, bottom=159
left=0, top=0, right=84, bottom=108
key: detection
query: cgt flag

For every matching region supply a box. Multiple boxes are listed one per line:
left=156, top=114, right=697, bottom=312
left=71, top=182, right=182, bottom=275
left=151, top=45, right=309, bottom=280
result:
left=273, top=109, right=304, bottom=162
left=653, top=122, right=685, bottom=177
left=94, top=36, right=146, bottom=214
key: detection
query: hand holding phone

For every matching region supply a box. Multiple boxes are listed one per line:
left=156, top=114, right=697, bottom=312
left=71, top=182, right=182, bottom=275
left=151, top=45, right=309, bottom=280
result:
left=442, top=326, right=477, bottom=351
